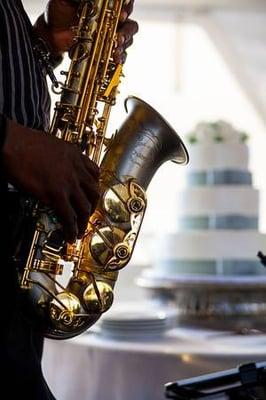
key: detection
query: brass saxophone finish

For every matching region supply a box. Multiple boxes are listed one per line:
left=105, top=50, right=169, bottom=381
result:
left=19, top=1, right=189, bottom=339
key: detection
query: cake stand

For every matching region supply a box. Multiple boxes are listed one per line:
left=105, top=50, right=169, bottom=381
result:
left=137, top=269, right=266, bottom=331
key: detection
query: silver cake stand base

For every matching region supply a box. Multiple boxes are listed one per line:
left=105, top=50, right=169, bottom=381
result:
left=137, top=270, right=266, bottom=331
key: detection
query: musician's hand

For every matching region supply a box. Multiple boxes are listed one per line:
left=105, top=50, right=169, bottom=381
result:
left=34, top=0, right=79, bottom=55
left=35, top=0, right=138, bottom=60
left=2, top=118, right=100, bottom=243
left=114, top=0, right=139, bottom=64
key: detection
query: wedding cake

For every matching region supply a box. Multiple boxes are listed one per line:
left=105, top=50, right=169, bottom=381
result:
left=153, top=120, right=266, bottom=276
left=138, top=121, right=266, bottom=329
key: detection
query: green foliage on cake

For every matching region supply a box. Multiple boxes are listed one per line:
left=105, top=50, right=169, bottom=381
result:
left=240, top=132, right=249, bottom=143
left=186, top=120, right=249, bottom=145
left=187, top=134, right=198, bottom=144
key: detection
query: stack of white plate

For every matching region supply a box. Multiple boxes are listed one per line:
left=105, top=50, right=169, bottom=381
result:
left=99, top=303, right=175, bottom=339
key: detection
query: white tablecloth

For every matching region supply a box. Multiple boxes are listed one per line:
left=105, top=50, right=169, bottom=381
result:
left=42, top=327, right=266, bottom=400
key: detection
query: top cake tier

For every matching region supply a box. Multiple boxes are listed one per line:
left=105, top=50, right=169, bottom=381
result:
left=186, top=121, right=249, bottom=172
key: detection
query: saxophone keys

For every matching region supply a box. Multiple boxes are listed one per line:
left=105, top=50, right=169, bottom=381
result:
left=49, top=292, right=82, bottom=330
left=114, top=243, right=130, bottom=261
left=83, top=281, right=114, bottom=313
left=127, top=196, right=145, bottom=213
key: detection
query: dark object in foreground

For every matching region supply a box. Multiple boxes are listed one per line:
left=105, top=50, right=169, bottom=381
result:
left=258, top=251, right=266, bottom=268
left=165, top=361, right=266, bottom=399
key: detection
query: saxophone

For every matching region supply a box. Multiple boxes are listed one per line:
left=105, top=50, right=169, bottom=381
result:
left=17, top=0, right=189, bottom=339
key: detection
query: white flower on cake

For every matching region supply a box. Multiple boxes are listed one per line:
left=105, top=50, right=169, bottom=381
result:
left=187, top=120, right=249, bottom=145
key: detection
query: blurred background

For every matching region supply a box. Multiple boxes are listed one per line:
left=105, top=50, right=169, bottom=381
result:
left=23, top=1, right=266, bottom=399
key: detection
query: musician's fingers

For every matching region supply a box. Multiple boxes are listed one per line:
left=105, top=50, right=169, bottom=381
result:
left=120, top=0, right=135, bottom=23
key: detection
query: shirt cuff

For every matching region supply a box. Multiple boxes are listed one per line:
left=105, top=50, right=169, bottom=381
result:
left=0, top=113, right=7, bottom=152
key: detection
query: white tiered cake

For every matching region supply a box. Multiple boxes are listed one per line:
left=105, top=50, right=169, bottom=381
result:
left=139, top=121, right=266, bottom=329
left=154, top=121, right=266, bottom=277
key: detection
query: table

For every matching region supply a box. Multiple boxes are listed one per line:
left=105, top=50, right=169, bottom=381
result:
left=42, top=327, right=266, bottom=400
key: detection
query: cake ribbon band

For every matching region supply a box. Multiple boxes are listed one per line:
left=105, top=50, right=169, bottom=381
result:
left=177, top=215, right=258, bottom=230
left=187, top=169, right=252, bottom=186
left=154, top=260, right=264, bottom=275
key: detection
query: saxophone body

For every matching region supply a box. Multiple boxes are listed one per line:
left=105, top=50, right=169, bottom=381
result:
left=17, top=0, right=189, bottom=339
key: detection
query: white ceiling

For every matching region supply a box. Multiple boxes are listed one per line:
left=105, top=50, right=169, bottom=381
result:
left=137, top=0, right=266, bottom=12
left=22, top=0, right=266, bottom=14
left=139, top=0, right=265, bottom=5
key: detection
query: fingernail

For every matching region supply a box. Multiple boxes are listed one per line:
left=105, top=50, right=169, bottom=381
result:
left=119, top=35, right=125, bottom=45
left=120, top=10, right=128, bottom=22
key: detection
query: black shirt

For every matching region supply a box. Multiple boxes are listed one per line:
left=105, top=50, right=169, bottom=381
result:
left=0, top=0, right=51, bottom=131
left=1, top=2, right=56, bottom=398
